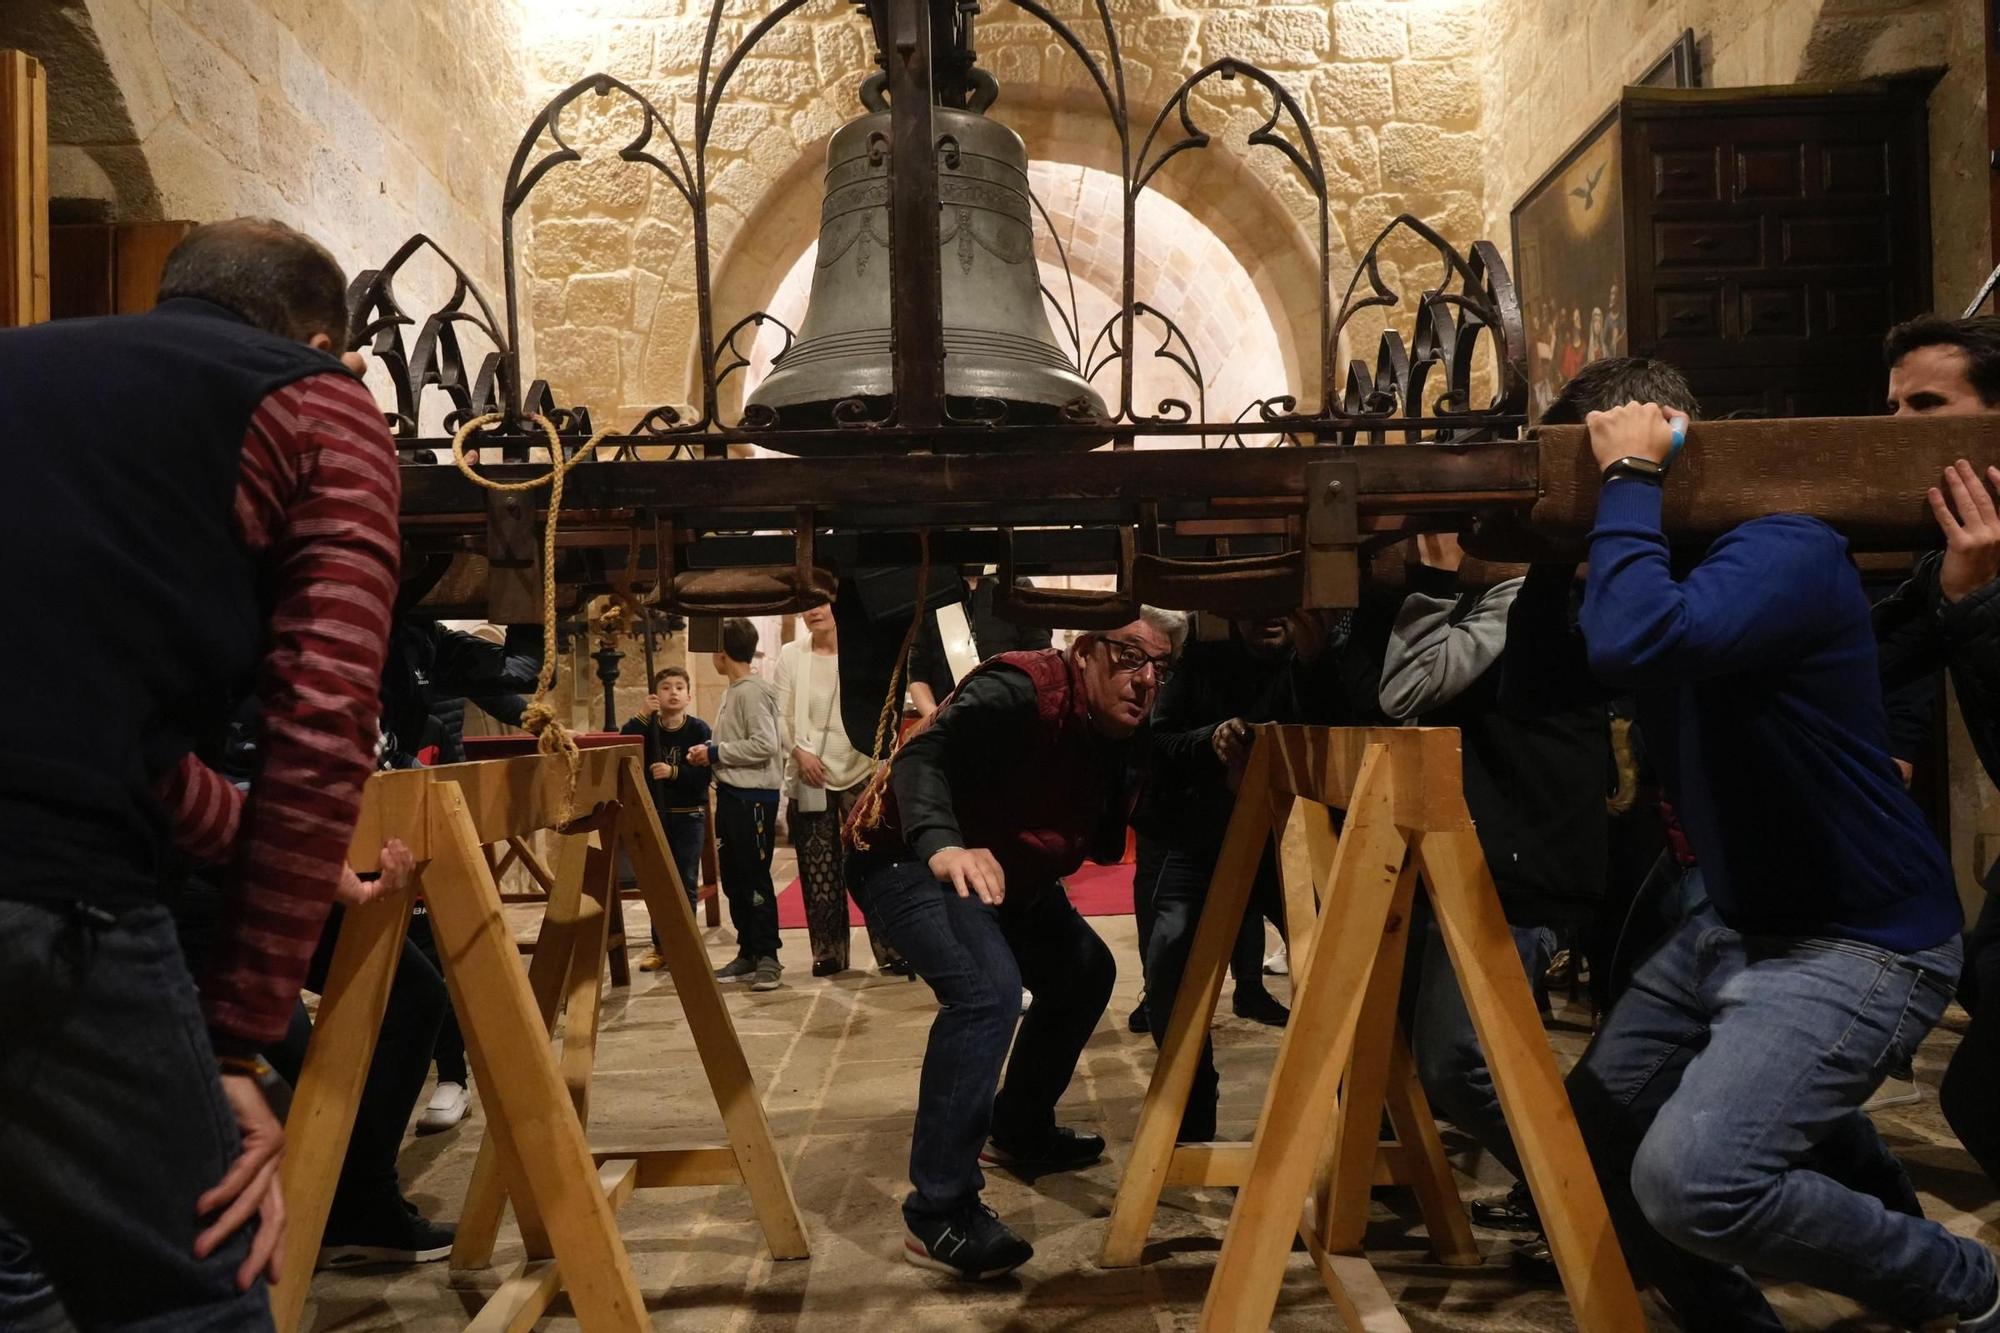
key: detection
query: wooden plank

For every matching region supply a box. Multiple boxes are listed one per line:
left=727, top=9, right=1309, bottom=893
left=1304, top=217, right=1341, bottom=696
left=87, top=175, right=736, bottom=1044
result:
left=269, top=889, right=414, bottom=1333
left=1380, top=1029, right=1482, bottom=1266
left=423, top=782, right=647, bottom=1332
left=347, top=749, right=632, bottom=869
left=1259, top=725, right=1469, bottom=834
left=110, top=220, right=192, bottom=312
left=1102, top=740, right=1276, bottom=1267
left=461, top=1163, right=638, bottom=1333
left=0, top=51, right=49, bottom=327
left=592, top=1146, right=743, bottom=1188
left=616, top=759, right=810, bottom=1260
left=562, top=836, right=615, bottom=1126
left=451, top=830, right=593, bottom=1272
left=1530, top=416, right=2000, bottom=548
left=1415, top=825, right=1646, bottom=1332
left=1161, top=1142, right=1254, bottom=1189
left=1201, top=745, right=1409, bottom=1331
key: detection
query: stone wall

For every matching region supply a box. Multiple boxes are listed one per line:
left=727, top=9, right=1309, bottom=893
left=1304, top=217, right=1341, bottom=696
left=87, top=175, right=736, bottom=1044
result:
left=1478, top=0, right=1990, bottom=311
left=9, top=0, right=529, bottom=354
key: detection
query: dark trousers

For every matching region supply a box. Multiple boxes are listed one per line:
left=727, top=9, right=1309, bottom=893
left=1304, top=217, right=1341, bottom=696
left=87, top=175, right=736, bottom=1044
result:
left=647, top=808, right=707, bottom=951
left=716, top=785, right=779, bottom=959
left=0, top=900, right=273, bottom=1331
left=1133, top=835, right=1280, bottom=1004
left=852, top=860, right=1116, bottom=1222
left=1141, top=846, right=1284, bottom=1140
left=263, top=905, right=448, bottom=1220
left=404, top=908, right=466, bottom=1085
left=1942, top=883, right=2000, bottom=1187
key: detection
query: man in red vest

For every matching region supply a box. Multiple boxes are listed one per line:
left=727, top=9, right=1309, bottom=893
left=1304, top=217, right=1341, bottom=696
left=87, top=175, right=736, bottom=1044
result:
left=848, top=608, right=1185, bottom=1279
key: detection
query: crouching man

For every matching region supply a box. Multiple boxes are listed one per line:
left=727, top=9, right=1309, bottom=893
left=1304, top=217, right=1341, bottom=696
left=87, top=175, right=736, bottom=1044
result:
left=847, top=609, right=1186, bottom=1280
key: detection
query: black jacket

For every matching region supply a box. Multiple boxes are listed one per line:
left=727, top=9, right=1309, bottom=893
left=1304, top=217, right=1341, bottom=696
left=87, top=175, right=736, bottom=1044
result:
left=382, top=619, right=542, bottom=767
left=1876, top=552, right=2000, bottom=785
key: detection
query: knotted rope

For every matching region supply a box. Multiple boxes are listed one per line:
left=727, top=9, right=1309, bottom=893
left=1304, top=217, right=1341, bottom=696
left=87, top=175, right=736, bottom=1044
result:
left=845, top=530, right=932, bottom=851
left=449, top=412, right=612, bottom=826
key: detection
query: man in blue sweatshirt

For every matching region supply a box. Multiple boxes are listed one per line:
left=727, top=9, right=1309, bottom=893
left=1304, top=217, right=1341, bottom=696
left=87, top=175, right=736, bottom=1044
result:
left=1565, top=399, right=1999, bottom=1330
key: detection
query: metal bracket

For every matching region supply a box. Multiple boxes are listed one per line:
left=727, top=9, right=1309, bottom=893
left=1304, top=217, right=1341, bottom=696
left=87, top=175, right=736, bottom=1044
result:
left=1303, top=458, right=1359, bottom=609
left=484, top=490, right=541, bottom=625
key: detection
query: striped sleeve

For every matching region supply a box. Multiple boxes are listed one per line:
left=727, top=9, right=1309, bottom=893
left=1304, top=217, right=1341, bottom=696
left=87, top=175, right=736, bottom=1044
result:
left=202, top=371, right=400, bottom=1052
left=156, top=752, right=244, bottom=865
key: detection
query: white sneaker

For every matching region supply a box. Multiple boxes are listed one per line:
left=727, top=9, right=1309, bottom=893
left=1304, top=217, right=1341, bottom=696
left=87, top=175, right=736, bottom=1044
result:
left=1021, top=988, right=1034, bottom=1013
left=1864, top=1076, right=1921, bottom=1110
left=1264, top=943, right=1289, bottom=976
left=416, top=1081, right=469, bottom=1133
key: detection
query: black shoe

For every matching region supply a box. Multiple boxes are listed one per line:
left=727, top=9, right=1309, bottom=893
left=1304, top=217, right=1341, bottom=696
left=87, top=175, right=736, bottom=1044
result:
left=903, top=1201, right=1033, bottom=1280
left=319, top=1201, right=456, bottom=1269
left=1232, top=990, right=1290, bottom=1027
left=882, top=958, right=915, bottom=978
left=1470, top=1181, right=1540, bottom=1233
left=1509, top=1233, right=1559, bottom=1285
left=812, top=957, right=847, bottom=977
left=981, top=1124, right=1105, bottom=1173
left=1127, top=1000, right=1150, bottom=1034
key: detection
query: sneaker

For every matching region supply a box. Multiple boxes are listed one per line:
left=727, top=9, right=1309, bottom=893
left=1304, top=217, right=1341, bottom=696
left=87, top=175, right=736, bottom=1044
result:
left=1232, top=990, right=1289, bottom=1027
left=1264, top=943, right=1289, bottom=975
left=1509, top=1232, right=1559, bottom=1285
left=415, top=1081, right=468, bottom=1134
left=715, top=954, right=757, bottom=981
left=638, top=948, right=666, bottom=972
left=1865, top=1075, right=1922, bottom=1110
left=981, top=1124, right=1105, bottom=1174
left=1127, top=1000, right=1149, bottom=1034
left=319, top=1203, right=456, bottom=1269
left=1961, top=1272, right=2000, bottom=1330
left=903, top=1201, right=1032, bottom=1280
left=1470, top=1181, right=1540, bottom=1233
left=750, top=956, right=783, bottom=991
left=1021, top=988, right=1034, bottom=1013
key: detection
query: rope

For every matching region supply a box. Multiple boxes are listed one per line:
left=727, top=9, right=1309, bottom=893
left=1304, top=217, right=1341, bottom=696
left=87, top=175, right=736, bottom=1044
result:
left=449, top=411, right=612, bottom=826
left=845, top=530, right=932, bottom=851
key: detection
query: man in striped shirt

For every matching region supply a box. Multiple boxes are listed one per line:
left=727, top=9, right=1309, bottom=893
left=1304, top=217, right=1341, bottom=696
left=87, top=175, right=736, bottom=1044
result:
left=0, top=218, right=400, bottom=1328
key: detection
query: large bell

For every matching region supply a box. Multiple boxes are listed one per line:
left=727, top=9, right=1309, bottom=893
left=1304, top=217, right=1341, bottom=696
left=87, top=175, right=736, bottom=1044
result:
left=746, top=102, right=1106, bottom=450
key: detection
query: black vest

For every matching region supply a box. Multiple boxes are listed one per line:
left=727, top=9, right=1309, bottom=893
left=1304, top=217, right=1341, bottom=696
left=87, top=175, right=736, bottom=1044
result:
left=0, top=298, right=345, bottom=905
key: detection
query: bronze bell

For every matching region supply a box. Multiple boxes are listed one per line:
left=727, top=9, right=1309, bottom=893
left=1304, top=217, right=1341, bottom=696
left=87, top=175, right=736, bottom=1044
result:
left=746, top=91, right=1106, bottom=450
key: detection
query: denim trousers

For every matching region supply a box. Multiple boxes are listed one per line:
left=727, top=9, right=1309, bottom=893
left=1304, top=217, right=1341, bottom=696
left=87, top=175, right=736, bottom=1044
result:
left=1402, top=899, right=1558, bottom=1182
left=647, top=808, right=707, bottom=950
left=851, top=859, right=1116, bottom=1222
left=0, top=899, right=273, bottom=1331
left=1139, top=846, right=1285, bottom=1139
left=1567, top=907, right=1993, bottom=1329
left=1941, top=878, right=2000, bottom=1188
left=715, top=786, right=779, bottom=959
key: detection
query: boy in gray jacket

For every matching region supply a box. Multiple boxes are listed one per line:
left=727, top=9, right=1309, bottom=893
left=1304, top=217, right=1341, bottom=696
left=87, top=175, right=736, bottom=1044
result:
left=688, top=617, right=787, bottom=990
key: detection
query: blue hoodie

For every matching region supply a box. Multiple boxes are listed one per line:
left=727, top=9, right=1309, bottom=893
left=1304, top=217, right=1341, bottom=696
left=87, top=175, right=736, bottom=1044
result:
left=1581, top=480, right=1959, bottom=952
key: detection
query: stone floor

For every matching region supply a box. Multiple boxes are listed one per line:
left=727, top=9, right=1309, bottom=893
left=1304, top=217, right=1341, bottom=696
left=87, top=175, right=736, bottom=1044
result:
left=309, top=873, right=1999, bottom=1331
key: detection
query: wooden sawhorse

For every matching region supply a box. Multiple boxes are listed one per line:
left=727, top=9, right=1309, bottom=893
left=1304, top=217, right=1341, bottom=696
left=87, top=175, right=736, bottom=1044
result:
left=269, top=748, right=807, bottom=1332
left=1104, top=725, right=1643, bottom=1331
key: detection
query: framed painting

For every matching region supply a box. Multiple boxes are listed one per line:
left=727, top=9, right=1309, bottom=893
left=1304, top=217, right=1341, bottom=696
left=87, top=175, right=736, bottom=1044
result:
left=1509, top=109, right=1626, bottom=420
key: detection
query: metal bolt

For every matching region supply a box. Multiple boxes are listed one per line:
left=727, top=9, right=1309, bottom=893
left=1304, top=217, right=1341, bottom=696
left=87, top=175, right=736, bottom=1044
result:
left=1325, top=479, right=1344, bottom=495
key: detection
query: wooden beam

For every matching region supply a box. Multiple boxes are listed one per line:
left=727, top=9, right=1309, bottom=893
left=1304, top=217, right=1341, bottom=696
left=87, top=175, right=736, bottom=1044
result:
left=1259, top=725, right=1470, bottom=833
left=591, top=1146, right=742, bottom=1188
left=346, top=748, right=634, bottom=869
left=0, top=51, right=49, bottom=328
left=1531, top=415, right=2000, bottom=548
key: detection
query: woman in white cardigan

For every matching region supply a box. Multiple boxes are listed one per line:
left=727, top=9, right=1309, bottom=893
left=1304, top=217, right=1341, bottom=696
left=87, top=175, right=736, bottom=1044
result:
left=776, top=600, right=904, bottom=975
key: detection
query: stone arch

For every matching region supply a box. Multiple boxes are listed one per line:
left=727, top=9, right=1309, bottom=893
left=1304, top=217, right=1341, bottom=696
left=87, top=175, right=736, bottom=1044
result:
left=0, top=0, right=164, bottom=221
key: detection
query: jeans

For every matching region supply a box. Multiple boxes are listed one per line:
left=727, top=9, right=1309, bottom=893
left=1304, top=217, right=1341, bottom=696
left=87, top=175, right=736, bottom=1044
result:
left=715, top=786, right=779, bottom=959
left=1133, top=836, right=1280, bottom=1008
left=1140, top=846, right=1285, bottom=1140
left=1404, top=900, right=1558, bottom=1181
left=649, top=808, right=707, bottom=950
left=852, top=860, right=1116, bottom=1222
left=1567, top=907, right=1993, bottom=1329
left=1942, top=880, right=2000, bottom=1188
left=405, top=907, right=466, bottom=1085
left=0, top=900, right=274, bottom=1331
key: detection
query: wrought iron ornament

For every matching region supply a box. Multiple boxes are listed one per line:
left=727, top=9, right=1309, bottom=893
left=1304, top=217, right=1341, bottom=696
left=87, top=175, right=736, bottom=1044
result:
left=350, top=0, right=1527, bottom=460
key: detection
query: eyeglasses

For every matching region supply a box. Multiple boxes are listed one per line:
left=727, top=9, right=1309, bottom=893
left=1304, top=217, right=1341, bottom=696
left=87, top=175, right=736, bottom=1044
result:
left=1099, top=635, right=1175, bottom=684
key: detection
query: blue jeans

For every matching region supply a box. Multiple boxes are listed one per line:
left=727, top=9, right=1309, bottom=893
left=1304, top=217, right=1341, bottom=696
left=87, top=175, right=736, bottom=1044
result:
left=1405, top=906, right=1558, bottom=1182
left=0, top=900, right=273, bottom=1331
left=1567, top=908, right=1992, bottom=1329
left=851, top=859, right=1115, bottom=1223
left=650, top=809, right=706, bottom=950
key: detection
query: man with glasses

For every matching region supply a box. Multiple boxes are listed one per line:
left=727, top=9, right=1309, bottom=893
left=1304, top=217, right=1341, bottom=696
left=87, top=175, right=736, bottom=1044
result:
left=848, top=609, right=1186, bottom=1280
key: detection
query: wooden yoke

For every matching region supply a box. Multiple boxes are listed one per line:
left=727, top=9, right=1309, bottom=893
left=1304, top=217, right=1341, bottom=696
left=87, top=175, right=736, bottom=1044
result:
left=273, top=748, right=806, bottom=1333
left=1102, top=726, right=1644, bottom=1333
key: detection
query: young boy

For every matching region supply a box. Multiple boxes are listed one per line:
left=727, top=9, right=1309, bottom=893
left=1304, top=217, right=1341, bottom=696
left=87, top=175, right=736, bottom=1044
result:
left=687, top=618, right=785, bottom=991
left=621, top=666, right=712, bottom=971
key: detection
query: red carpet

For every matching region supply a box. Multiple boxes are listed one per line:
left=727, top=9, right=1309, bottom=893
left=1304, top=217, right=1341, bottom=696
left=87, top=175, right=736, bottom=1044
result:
left=775, top=861, right=1136, bottom=928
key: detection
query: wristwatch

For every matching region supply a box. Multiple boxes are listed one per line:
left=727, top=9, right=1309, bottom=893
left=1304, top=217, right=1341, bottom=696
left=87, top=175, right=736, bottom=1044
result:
left=218, top=1053, right=294, bottom=1122
left=1602, top=455, right=1671, bottom=486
